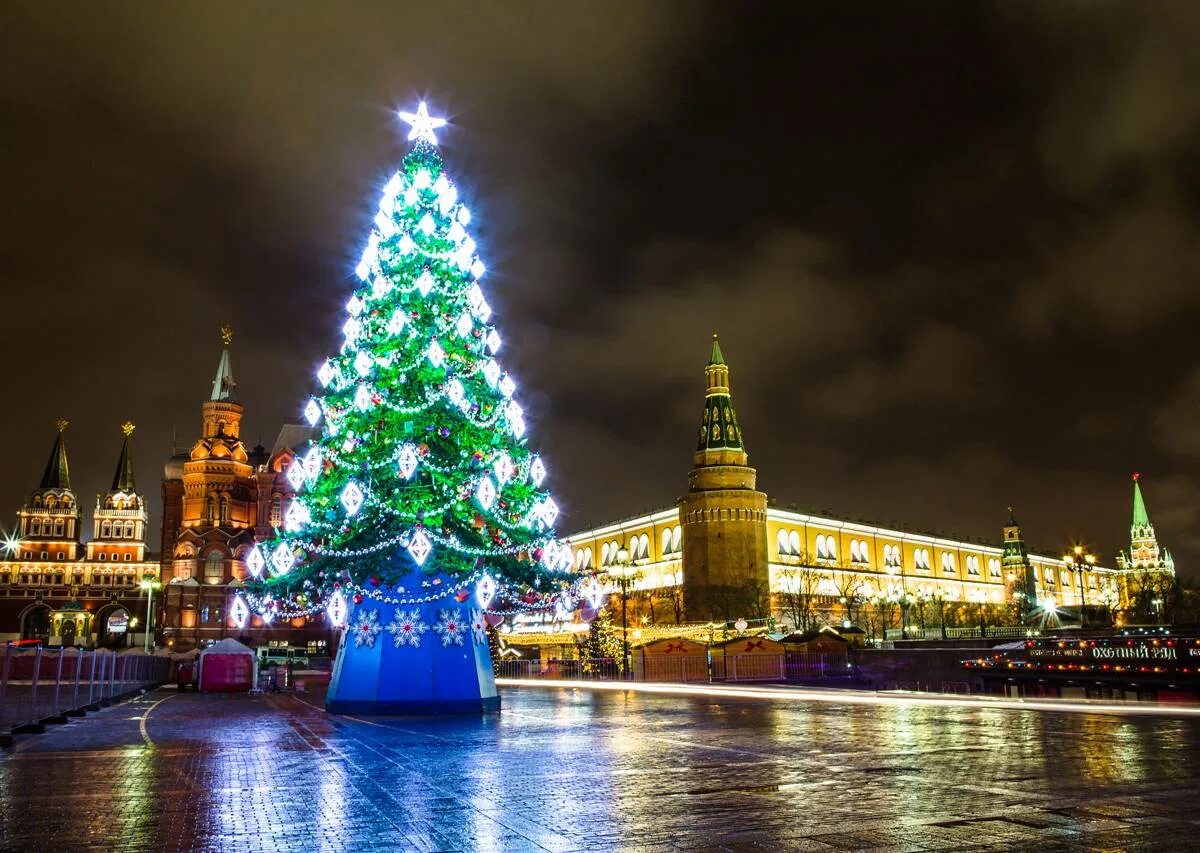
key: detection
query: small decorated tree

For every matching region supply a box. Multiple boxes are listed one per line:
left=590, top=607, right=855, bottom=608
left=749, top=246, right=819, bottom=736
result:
left=242, top=103, right=575, bottom=713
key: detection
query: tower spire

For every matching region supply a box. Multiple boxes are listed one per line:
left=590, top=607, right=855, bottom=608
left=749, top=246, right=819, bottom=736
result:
left=1120, top=472, right=1175, bottom=575
left=110, top=422, right=137, bottom=492
left=1131, top=472, right=1150, bottom=529
left=696, top=333, right=743, bottom=453
left=210, top=324, right=237, bottom=402
left=39, top=419, right=71, bottom=490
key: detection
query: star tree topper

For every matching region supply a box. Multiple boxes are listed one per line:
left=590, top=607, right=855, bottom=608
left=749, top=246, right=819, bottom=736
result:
left=399, top=101, right=448, bottom=146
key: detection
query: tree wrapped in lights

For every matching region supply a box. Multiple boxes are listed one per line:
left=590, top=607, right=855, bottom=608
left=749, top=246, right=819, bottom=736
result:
left=245, top=103, right=574, bottom=713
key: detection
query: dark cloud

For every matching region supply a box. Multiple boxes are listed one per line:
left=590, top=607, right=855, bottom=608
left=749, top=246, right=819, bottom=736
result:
left=1, top=3, right=1199, bottom=577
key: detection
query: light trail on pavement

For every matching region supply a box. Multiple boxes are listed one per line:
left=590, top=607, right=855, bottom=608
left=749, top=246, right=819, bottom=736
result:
left=495, top=678, right=1200, bottom=718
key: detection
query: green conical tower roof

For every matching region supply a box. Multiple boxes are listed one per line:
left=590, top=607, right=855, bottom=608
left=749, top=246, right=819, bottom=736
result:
left=110, top=423, right=137, bottom=492
left=1132, top=473, right=1150, bottom=529
left=39, top=419, right=71, bottom=491
left=709, top=333, right=725, bottom=366
left=696, top=333, right=744, bottom=453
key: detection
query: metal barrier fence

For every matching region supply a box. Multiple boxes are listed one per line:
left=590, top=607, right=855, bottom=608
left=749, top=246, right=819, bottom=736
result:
left=883, top=626, right=1040, bottom=641
left=496, top=652, right=850, bottom=684
left=0, top=643, right=171, bottom=735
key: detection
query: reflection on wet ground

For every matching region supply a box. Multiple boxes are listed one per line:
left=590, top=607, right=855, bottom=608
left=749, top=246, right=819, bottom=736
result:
left=1, top=684, right=1198, bottom=851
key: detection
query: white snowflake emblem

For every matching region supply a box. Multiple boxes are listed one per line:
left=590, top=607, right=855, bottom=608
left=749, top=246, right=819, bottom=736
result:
left=352, top=608, right=382, bottom=648
left=433, top=608, right=467, bottom=647
left=387, top=609, right=428, bottom=648
left=470, top=609, right=487, bottom=645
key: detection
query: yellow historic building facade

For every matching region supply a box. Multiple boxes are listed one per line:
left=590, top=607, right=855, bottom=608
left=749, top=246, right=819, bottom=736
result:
left=565, top=337, right=1166, bottom=631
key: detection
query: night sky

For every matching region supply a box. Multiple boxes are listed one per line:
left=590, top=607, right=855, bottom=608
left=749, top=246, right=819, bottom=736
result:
left=2, top=3, right=1199, bottom=576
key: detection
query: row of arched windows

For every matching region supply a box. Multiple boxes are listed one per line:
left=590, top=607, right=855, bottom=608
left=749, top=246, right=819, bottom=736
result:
left=780, top=533, right=1014, bottom=581
left=32, top=495, right=74, bottom=510
left=576, top=526, right=683, bottom=571
left=100, top=521, right=136, bottom=539
left=27, top=518, right=66, bottom=537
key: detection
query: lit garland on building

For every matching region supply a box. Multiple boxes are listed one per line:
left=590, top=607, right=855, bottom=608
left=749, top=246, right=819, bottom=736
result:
left=244, top=103, right=577, bottom=623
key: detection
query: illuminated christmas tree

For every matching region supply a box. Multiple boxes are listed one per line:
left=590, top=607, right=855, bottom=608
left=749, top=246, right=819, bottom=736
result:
left=243, top=102, right=574, bottom=713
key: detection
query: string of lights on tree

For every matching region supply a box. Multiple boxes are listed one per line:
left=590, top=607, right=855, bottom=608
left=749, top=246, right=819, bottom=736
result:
left=237, top=102, right=583, bottom=630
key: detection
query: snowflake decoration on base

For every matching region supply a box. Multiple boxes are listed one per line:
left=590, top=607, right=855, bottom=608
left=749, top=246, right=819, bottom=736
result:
left=387, top=609, right=428, bottom=648
left=470, top=609, right=487, bottom=645
left=353, top=608, right=382, bottom=648
left=433, top=608, right=467, bottom=647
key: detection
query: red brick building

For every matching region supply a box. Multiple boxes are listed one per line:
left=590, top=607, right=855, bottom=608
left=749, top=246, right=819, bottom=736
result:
left=158, top=328, right=331, bottom=655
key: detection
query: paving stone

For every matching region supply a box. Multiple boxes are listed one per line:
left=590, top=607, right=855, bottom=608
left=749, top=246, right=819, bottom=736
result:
left=1, top=685, right=1199, bottom=850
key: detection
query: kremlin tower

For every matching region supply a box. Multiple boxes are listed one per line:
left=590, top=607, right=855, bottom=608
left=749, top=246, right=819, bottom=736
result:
left=678, top=335, right=769, bottom=621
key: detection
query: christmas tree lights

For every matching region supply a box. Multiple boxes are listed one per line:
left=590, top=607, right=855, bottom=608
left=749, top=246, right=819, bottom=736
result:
left=243, top=101, right=580, bottom=662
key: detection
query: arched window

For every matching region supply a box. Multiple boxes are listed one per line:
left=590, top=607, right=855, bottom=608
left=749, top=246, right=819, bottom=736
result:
left=601, top=542, right=610, bottom=566
left=46, top=496, right=57, bottom=509
left=1045, top=568, right=1056, bottom=585
left=988, top=558, right=1001, bottom=578
left=777, top=530, right=790, bottom=556
left=584, top=548, right=593, bottom=569
left=966, top=556, right=981, bottom=576
left=941, top=553, right=956, bottom=575
left=101, top=522, right=111, bottom=539
left=218, top=495, right=231, bottom=524
left=54, top=520, right=63, bottom=536
left=672, top=526, right=681, bottom=553
left=124, top=522, right=134, bottom=539
left=205, top=496, right=216, bottom=523
left=204, top=552, right=224, bottom=584
left=664, top=529, right=675, bottom=555
left=815, top=534, right=827, bottom=560
left=638, top=534, right=649, bottom=560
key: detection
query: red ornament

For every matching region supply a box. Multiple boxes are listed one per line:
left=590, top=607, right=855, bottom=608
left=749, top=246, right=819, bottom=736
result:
left=532, top=547, right=544, bottom=561
left=369, top=576, right=380, bottom=587
left=353, top=593, right=363, bottom=604
left=454, top=589, right=470, bottom=603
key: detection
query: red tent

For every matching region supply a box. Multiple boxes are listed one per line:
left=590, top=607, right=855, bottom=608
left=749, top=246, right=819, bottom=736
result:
left=198, top=638, right=257, bottom=693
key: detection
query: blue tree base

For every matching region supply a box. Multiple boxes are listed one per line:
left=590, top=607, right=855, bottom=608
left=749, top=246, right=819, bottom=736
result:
left=326, top=579, right=499, bottom=716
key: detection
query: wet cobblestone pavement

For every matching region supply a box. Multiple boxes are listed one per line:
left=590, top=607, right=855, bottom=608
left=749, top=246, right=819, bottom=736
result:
left=2, top=685, right=1199, bottom=851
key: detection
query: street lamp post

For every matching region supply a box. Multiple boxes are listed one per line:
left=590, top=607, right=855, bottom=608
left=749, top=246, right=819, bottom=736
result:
left=1062, top=545, right=1096, bottom=629
left=140, top=573, right=162, bottom=654
left=608, top=548, right=641, bottom=680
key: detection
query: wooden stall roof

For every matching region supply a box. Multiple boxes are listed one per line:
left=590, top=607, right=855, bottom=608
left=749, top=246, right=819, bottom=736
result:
left=710, top=635, right=785, bottom=654
left=635, top=636, right=708, bottom=656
